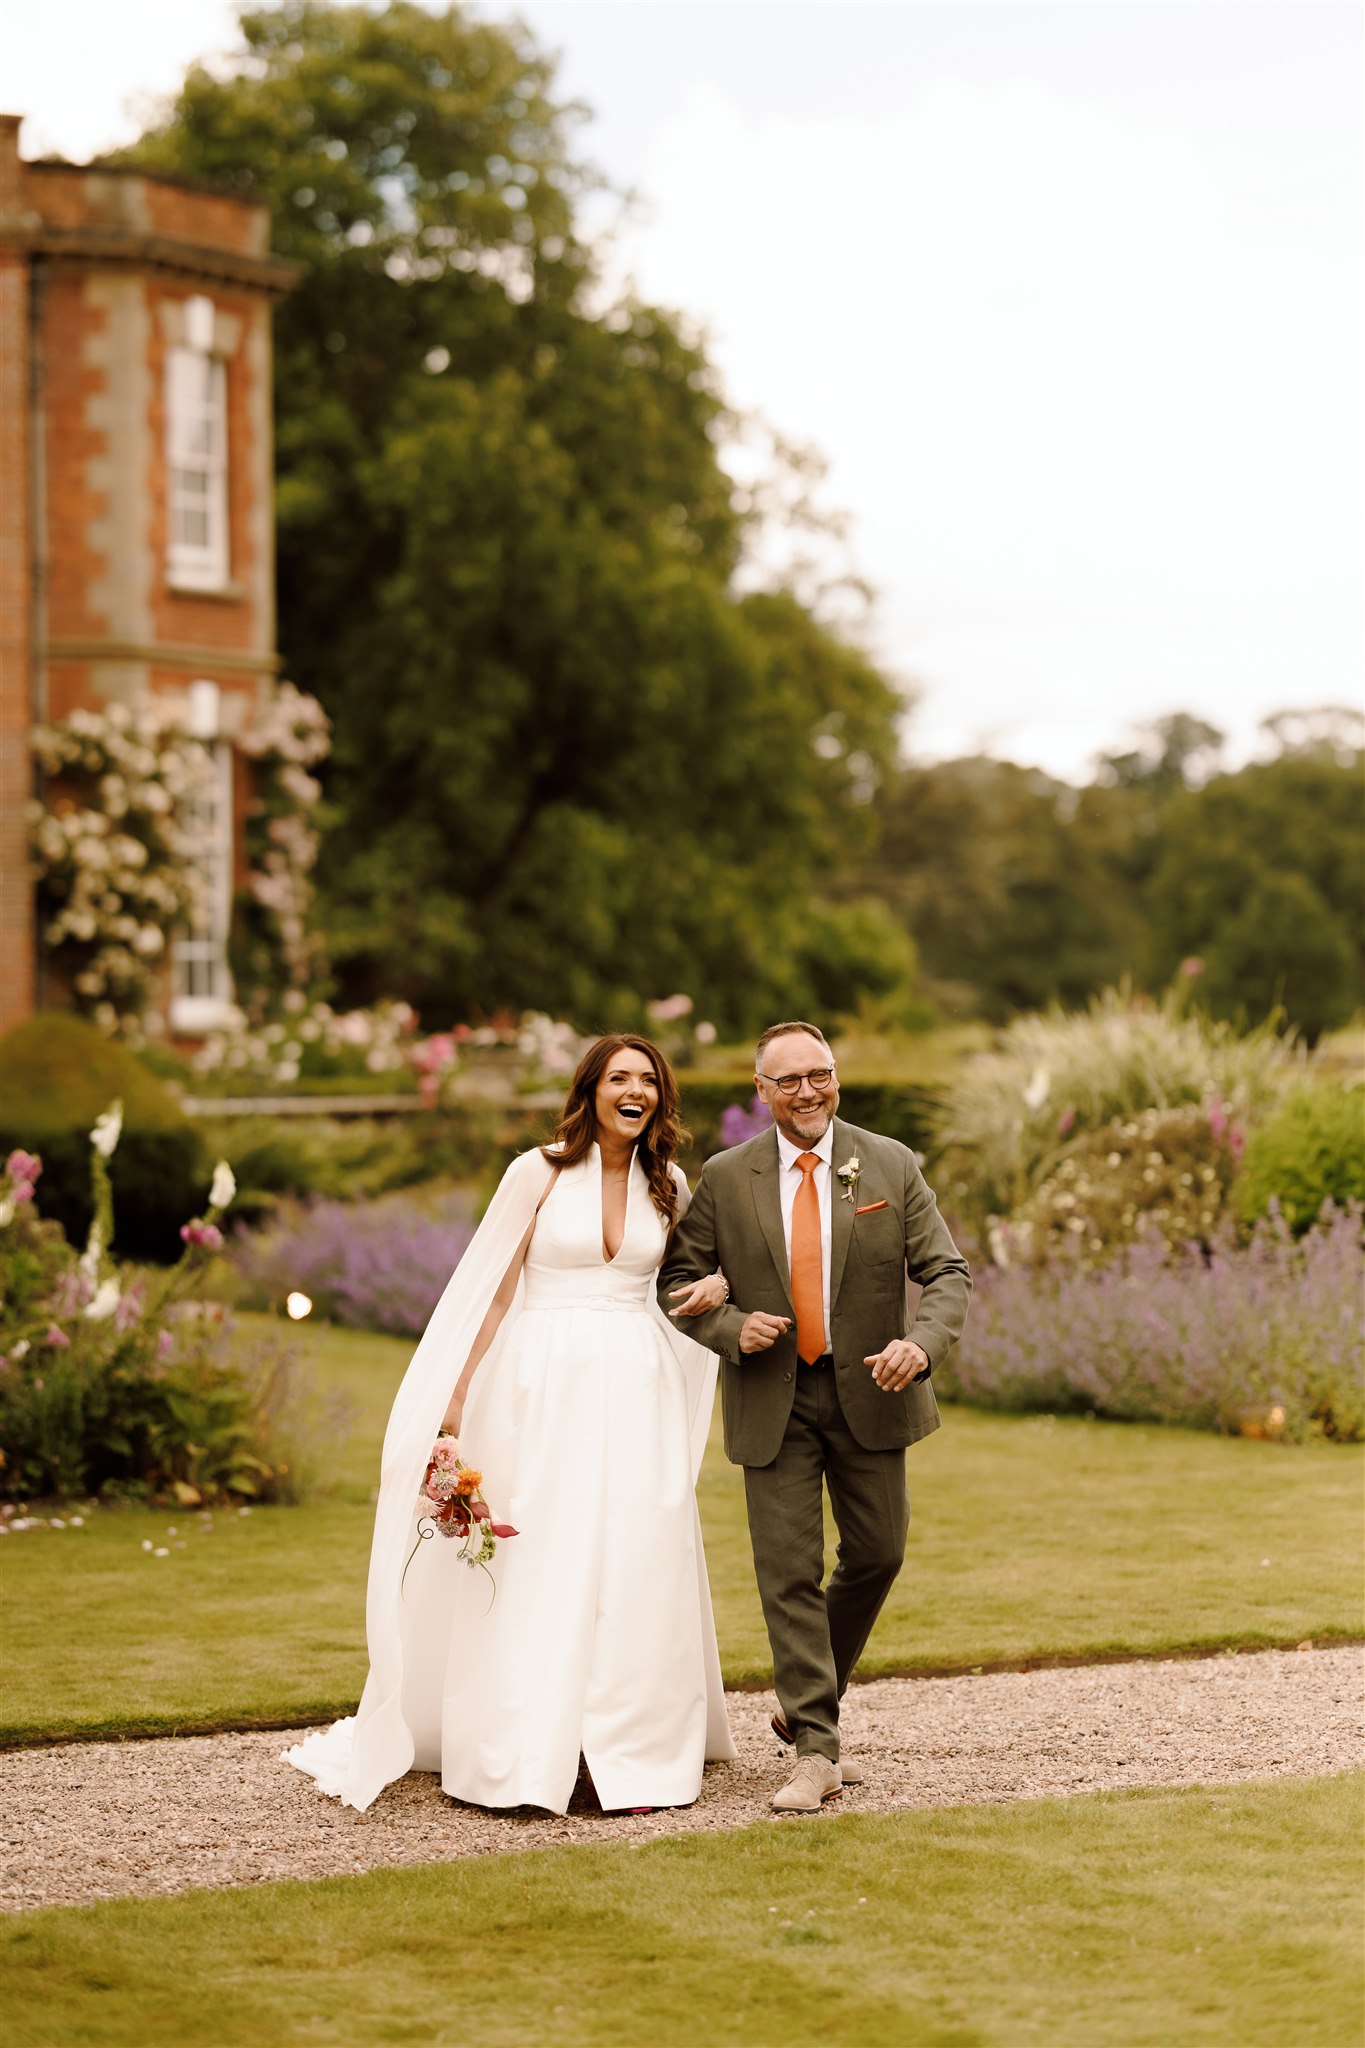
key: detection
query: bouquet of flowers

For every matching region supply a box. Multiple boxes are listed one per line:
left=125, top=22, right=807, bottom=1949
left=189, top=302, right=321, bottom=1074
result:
left=403, top=1433, right=517, bottom=1592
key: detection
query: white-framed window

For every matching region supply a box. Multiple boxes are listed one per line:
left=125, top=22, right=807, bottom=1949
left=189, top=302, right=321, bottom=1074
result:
left=171, top=724, right=236, bottom=1032
left=166, top=300, right=229, bottom=591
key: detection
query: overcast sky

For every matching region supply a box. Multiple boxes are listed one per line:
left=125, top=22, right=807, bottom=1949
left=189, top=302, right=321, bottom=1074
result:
left=5, top=0, right=1362, bottom=780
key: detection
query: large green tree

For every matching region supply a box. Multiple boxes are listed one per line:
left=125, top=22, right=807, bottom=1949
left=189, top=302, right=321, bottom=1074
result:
left=859, top=711, right=1362, bottom=1034
left=123, top=2, right=904, bottom=1029
left=1145, top=737, right=1364, bottom=1037
left=859, top=757, right=1150, bottom=1020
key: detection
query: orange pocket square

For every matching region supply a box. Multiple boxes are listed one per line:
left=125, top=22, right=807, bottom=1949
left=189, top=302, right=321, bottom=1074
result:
left=854, top=1199, right=889, bottom=1215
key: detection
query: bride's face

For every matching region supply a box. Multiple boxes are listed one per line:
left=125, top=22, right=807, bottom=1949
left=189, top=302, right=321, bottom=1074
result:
left=593, top=1048, right=661, bottom=1145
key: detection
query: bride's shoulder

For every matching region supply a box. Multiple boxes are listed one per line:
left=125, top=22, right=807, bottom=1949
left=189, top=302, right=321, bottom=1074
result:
left=504, top=1146, right=559, bottom=1187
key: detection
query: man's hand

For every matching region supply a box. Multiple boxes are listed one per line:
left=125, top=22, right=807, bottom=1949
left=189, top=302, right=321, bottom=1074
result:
left=865, top=1338, right=930, bottom=1391
left=739, top=1311, right=792, bottom=1354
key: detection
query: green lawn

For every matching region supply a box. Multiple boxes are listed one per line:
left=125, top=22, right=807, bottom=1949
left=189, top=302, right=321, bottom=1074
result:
left=3, top=1774, right=1362, bottom=2048
left=2, top=1317, right=1361, bottom=1743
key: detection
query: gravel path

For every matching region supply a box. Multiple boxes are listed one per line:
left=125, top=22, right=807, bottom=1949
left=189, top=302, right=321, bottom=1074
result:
left=3, top=1646, right=1360, bottom=1914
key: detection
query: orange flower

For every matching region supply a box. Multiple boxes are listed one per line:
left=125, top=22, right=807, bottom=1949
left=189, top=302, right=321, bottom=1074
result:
left=454, top=1467, right=483, bottom=1497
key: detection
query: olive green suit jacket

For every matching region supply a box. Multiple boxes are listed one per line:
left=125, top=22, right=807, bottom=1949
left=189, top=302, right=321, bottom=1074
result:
left=658, top=1119, right=973, bottom=1468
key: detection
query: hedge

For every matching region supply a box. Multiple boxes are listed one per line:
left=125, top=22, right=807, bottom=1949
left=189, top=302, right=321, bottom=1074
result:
left=0, top=1015, right=206, bottom=1262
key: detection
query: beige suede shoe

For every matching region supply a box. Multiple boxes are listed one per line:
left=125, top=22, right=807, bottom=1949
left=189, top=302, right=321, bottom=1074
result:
left=771, top=1754, right=843, bottom=1813
left=771, top=1711, right=864, bottom=1786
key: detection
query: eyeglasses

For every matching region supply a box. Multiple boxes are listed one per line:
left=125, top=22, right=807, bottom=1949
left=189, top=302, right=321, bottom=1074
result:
left=757, top=1067, right=836, bottom=1095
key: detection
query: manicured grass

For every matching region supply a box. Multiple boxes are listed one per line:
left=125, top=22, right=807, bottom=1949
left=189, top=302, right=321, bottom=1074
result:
left=2, top=1317, right=1361, bottom=1742
left=3, top=1774, right=1362, bottom=2048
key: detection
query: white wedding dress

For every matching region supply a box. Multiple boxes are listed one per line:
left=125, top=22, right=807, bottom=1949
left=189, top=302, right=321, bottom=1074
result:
left=285, top=1145, right=735, bottom=1813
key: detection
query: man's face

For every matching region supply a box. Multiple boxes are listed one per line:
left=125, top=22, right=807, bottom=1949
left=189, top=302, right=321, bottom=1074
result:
left=754, top=1032, right=840, bottom=1147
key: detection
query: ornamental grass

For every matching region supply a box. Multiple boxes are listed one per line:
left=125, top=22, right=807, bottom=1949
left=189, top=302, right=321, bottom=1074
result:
left=933, top=985, right=1297, bottom=1229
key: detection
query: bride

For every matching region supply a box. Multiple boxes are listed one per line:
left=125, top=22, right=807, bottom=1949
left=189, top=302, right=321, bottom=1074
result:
left=285, top=1033, right=737, bottom=1813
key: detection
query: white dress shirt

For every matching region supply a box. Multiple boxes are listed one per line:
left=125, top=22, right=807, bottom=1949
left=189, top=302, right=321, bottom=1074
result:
left=775, top=1122, right=834, bottom=1355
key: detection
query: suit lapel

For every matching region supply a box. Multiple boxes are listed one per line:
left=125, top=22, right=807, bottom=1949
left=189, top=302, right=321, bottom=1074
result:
left=748, top=1128, right=792, bottom=1303
left=829, top=1117, right=855, bottom=1303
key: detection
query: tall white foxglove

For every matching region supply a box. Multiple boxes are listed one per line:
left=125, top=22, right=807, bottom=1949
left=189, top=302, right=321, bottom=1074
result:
left=90, top=1101, right=123, bottom=1159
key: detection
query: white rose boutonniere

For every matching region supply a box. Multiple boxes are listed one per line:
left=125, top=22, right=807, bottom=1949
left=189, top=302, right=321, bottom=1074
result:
left=836, top=1155, right=862, bottom=1205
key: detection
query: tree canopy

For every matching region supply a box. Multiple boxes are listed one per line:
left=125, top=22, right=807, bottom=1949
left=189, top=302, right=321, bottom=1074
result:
left=122, top=9, right=1362, bottom=1040
left=123, top=1, right=905, bottom=1031
left=860, top=717, right=1363, bottom=1037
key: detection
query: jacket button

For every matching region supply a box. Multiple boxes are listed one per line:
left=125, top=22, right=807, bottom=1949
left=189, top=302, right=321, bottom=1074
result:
left=782, top=1371, right=792, bottom=1383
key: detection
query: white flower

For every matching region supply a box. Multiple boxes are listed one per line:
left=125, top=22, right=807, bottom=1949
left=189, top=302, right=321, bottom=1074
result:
left=0, top=1199, right=13, bottom=1229
left=79, top=1222, right=104, bottom=1279
left=1022, top=1065, right=1051, bottom=1112
left=11, top=1338, right=29, bottom=1359
left=90, top=1101, right=123, bottom=1158
left=84, top=1278, right=121, bottom=1321
left=209, top=1160, right=236, bottom=1210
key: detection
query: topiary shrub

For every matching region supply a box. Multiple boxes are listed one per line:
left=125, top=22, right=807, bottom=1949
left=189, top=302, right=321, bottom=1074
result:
left=0, top=1014, right=205, bottom=1261
left=1233, top=1085, right=1365, bottom=1234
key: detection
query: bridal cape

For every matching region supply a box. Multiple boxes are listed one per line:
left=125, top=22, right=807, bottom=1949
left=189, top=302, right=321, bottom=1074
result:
left=285, top=1146, right=735, bottom=1811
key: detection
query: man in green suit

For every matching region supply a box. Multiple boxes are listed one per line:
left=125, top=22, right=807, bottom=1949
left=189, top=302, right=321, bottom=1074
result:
left=659, top=1021, right=972, bottom=1812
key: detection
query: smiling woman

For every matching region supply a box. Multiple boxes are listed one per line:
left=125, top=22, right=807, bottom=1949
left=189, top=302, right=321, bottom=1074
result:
left=284, top=1031, right=738, bottom=1817
left=540, top=1033, right=689, bottom=1236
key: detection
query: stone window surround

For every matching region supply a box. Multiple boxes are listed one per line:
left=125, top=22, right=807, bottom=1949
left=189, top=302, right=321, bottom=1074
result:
left=159, top=295, right=243, bottom=600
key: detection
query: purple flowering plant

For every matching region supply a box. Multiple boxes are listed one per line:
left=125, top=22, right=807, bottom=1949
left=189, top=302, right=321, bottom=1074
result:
left=943, top=1203, right=1363, bottom=1441
left=231, top=1188, right=475, bottom=1335
left=719, top=1095, right=774, bottom=1149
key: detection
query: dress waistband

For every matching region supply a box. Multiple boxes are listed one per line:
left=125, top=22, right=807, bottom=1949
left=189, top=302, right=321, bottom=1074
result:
left=521, top=1292, right=653, bottom=1315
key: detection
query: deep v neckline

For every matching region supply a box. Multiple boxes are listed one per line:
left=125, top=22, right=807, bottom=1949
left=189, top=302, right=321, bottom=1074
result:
left=596, top=1144, right=634, bottom=1266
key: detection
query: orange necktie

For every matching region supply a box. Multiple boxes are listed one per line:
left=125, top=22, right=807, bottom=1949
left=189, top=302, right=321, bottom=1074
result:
left=792, top=1152, right=825, bottom=1366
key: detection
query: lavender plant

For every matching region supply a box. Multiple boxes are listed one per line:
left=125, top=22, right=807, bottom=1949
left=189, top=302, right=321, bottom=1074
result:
left=942, top=1204, right=1363, bottom=1440
left=231, top=1189, right=475, bottom=1335
left=719, top=1095, right=774, bottom=1148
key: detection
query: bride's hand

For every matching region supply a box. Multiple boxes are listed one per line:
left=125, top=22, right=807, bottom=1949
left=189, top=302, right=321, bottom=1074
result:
left=668, top=1271, right=730, bottom=1317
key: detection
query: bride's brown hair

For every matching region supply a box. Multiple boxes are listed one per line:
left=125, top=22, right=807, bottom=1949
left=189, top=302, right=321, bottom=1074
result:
left=541, top=1034, right=688, bottom=1227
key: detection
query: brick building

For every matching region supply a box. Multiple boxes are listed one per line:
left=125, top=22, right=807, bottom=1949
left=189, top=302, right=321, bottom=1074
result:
left=0, top=114, right=298, bottom=1037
